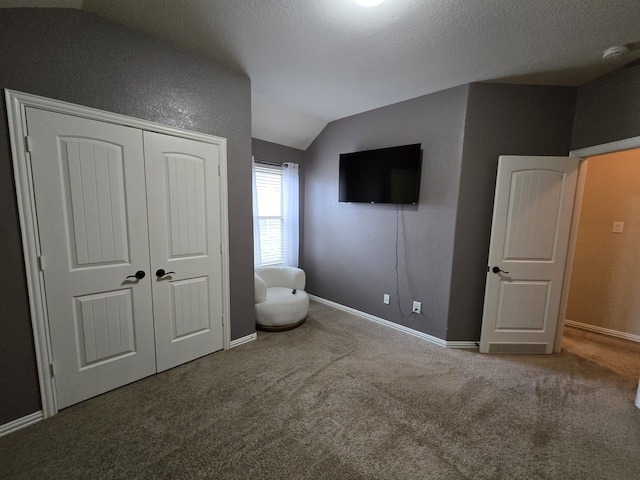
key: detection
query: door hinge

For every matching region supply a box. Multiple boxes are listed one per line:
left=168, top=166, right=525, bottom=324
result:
left=49, top=362, right=56, bottom=377
left=218, top=163, right=221, bottom=176
left=220, top=243, right=223, bottom=254
left=25, top=135, right=34, bottom=153
left=38, top=255, right=45, bottom=271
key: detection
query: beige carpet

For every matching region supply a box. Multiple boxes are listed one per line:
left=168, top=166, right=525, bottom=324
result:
left=1, top=301, right=639, bottom=479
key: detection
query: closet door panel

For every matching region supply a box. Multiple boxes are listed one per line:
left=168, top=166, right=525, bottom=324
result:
left=25, top=108, right=156, bottom=409
left=144, top=132, right=224, bottom=372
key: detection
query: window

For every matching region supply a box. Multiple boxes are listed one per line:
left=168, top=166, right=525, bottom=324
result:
left=254, top=163, right=284, bottom=266
left=253, top=160, right=300, bottom=267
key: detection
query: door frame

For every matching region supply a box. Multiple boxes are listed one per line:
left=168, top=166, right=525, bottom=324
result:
left=6, top=89, right=232, bottom=418
left=554, top=135, right=640, bottom=353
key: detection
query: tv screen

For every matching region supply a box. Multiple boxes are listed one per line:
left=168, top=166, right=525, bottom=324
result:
left=339, top=143, right=422, bottom=204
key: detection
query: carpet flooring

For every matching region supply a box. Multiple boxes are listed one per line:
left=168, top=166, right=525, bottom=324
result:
left=1, top=301, right=639, bottom=479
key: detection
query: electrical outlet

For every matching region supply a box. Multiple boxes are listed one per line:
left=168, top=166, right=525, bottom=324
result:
left=383, top=294, right=390, bottom=305
left=612, top=221, right=624, bottom=233
left=412, top=301, right=421, bottom=314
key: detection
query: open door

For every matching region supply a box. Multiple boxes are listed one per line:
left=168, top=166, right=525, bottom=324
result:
left=480, top=156, right=579, bottom=354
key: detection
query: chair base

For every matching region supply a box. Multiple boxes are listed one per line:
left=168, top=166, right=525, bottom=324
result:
left=256, top=317, right=306, bottom=332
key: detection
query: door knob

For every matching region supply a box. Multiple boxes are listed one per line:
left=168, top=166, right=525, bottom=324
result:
left=156, top=269, right=176, bottom=277
left=492, top=266, right=509, bottom=274
left=126, top=270, right=146, bottom=280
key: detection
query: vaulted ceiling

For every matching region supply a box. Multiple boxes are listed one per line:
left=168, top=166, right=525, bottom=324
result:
left=3, top=0, right=640, bottom=149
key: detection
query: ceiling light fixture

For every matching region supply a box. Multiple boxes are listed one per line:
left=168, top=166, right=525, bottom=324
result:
left=353, top=0, right=385, bottom=7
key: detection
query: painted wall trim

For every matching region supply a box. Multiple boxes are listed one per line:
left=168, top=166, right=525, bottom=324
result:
left=5, top=89, right=232, bottom=419
left=564, top=319, right=640, bottom=344
left=570, top=135, right=640, bottom=158
left=230, top=333, right=257, bottom=348
left=0, top=411, right=42, bottom=437
left=309, top=295, right=478, bottom=349
left=554, top=158, right=588, bottom=353
left=445, top=340, right=480, bottom=349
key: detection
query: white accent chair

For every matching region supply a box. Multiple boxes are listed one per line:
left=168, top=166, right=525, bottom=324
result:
left=254, top=266, right=309, bottom=331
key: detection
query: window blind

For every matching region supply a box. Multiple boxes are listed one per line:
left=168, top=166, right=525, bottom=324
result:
left=254, top=164, right=284, bottom=266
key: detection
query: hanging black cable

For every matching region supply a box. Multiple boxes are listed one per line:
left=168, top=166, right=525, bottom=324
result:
left=395, top=204, right=417, bottom=320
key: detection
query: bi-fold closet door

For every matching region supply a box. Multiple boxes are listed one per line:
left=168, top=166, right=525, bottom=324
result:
left=26, top=107, right=224, bottom=409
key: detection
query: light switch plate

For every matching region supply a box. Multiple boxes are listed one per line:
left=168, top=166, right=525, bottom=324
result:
left=612, top=221, right=624, bottom=233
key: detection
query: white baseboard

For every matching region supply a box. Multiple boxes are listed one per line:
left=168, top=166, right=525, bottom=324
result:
left=229, top=332, right=257, bottom=348
left=564, top=319, right=640, bottom=344
left=445, top=340, right=480, bottom=349
left=0, top=411, right=42, bottom=437
left=309, top=295, right=478, bottom=349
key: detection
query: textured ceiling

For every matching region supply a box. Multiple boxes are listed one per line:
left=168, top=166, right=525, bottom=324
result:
left=3, top=0, right=640, bottom=149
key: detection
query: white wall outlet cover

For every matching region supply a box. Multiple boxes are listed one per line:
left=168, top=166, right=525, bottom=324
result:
left=383, top=294, right=390, bottom=304
left=612, top=221, right=624, bottom=233
left=412, top=301, right=421, bottom=314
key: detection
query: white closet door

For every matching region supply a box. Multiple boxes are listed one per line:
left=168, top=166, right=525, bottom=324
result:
left=26, top=108, right=156, bottom=409
left=143, top=132, right=224, bottom=372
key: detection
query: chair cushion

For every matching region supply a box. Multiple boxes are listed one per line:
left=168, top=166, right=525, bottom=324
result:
left=255, top=287, right=309, bottom=327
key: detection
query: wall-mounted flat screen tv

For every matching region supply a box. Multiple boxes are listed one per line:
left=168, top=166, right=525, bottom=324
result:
left=339, top=143, right=422, bottom=204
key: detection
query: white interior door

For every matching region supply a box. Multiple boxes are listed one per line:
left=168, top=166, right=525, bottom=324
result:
left=480, top=155, right=579, bottom=354
left=143, top=132, right=224, bottom=372
left=26, top=108, right=156, bottom=408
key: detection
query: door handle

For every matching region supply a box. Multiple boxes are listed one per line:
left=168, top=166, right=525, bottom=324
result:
left=492, top=266, right=509, bottom=274
left=126, top=270, right=146, bottom=280
left=156, top=269, right=176, bottom=277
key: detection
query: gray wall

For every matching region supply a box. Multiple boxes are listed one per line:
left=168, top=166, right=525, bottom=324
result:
left=448, top=84, right=576, bottom=341
left=0, top=8, right=253, bottom=425
left=302, top=83, right=577, bottom=343
left=571, top=64, right=640, bottom=150
left=303, top=86, right=470, bottom=340
left=252, top=138, right=307, bottom=266
left=253, top=138, right=306, bottom=166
